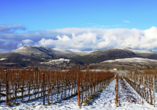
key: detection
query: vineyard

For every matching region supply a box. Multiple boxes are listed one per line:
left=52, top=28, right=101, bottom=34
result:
left=124, top=70, right=157, bottom=106
left=1, top=68, right=157, bottom=109
left=0, top=69, right=114, bottom=106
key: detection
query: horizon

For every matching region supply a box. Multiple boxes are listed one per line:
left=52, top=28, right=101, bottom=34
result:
left=3, top=45, right=156, bottom=53
left=1, top=0, right=157, bottom=52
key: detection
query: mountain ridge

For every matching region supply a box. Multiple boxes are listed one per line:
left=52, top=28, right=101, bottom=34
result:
left=0, top=45, right=157, bottom=68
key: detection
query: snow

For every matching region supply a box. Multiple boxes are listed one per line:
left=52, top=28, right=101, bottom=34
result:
left=53, top=48, right=81, bottom=53
left=53, top=48, right=72, bottom=53
left=18, top=46, right=27, bottom=50
left=116, top=47, right=154, bottom=54
left=68, top=49, right=81, bottom=53
left=13, top=45, right=32, bottom=52
left=14, top=46, right=94, bottom=57
left=41, top=58, right=70, bottom=64
left=53, top=48, right=93, bottom=56
left=14, top=45, right=52, bottom=53
left=0, top=58, right=7, bottom=61
left=131, top=50, right=153, bottom=54
left=48, top=58, right=70, bottom=63
left=1, top=79, right=157, bottom=110
left=77, top=51, right=94, bottom=56
left=102, top=57, right=157, bottom=63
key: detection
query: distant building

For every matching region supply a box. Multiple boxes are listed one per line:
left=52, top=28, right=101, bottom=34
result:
left=113, top=68, right=117, bottom=70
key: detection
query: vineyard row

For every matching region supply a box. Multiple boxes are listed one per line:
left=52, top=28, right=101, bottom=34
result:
left=0, top=69, right=114, bottom=106
left=123, top=73, right=157, bottom=106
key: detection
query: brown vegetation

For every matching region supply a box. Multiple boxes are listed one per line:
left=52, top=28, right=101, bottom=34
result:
left=0, top=68, right=114, bottom=105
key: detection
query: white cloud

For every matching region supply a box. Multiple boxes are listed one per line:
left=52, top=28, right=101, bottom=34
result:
left=39, top=38, right=54, bottom=46
left=1, top=25, right=157, bottom=51
left=17, top=43, right=23, bottom=48
left=139, top=26, right=157, bottom=49
left=22, top=39, right=33, bottom=44
left=57, top=35, right=70, bottom=41
left=98, top=41, right=110, bottom=48
left=37, top=27, right=157, bottom=51
left=0, top=24, right=26, bottom=33
left=38, top=32, right=97, bottom=50
left=123, top=20, right=130, bottom=23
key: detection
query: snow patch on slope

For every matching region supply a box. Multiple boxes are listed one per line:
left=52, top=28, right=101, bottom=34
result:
left=116, top=47, right=154, bottom=54
left=0, top=58, right=7, bottom=61
left=13, top=45, right=33, bottom=52
left=77, top=51, right=94, bottom=56
left=53, top=48, right=72, bottom=53
left=18, top=45, right=29, bottom=50
left=68, top=49, right=81, bottom=52
left=101, top=57, right=157, bottom=63
left=53, top=48, right=94, bottom=56
left=41, top=58, right=70, bottom=65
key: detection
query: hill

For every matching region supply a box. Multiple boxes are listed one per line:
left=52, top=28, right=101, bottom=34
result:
left=0, top=45, right=157, bottom=68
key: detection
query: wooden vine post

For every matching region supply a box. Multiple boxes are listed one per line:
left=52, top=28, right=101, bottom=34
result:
left=153, top=76, right=155, bottom=107
left=42, top=73, right=45, bottom=105
left=115, top=73, right=119, bottom=107
left=5, top=71, right=9, bottom=105
left=77, top=72, right=80, bottom=106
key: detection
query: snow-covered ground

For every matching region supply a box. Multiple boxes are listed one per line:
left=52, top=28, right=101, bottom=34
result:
left=101, top=57, right=157, bottom=63
left=0, top=58, right=7, bottom=61
left=116, top=47, right=154, bottom=54
left=1, top=79, right=157, bottom=110
left=118, top=78, right=157, bottom=110
left=41, top=58, right=70, bottom=65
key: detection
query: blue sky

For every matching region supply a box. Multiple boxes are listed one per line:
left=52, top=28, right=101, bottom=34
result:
left=0, top=0, right=157, bottom=52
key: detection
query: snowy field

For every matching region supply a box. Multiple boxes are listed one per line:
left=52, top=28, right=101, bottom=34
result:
left=101, top=57, right=157, bottom=63
left=1, top=79, right=157, bottom=110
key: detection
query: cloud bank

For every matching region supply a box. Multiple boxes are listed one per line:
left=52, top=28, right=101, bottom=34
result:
left=0, top=24, right=157, bottom=52
left=0, top=24, right=26, bottom=33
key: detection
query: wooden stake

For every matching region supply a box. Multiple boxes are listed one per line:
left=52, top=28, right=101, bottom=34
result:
left=42, top=73, right=45, bottom=105
left=153, top=76, right=155, bottom=107
left=78, top=72, right=80, bottom=106
left=5, top=72, right=9, bottom=105
left=116, top=74, right=119, bottom=107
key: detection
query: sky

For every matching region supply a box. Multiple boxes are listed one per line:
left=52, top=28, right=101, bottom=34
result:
left=0, top=0, right=157, bottom=52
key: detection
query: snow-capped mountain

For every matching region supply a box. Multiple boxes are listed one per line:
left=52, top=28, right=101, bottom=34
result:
left=116, top=47, right=154, bottom=54
left=1, top=45, right=157, bottom=68
left=12, top=45, right=93, bottom=58
left=12, top=45, right=54, bottom=58
left=101, top=57, right=157, bottom=63
left=52, top=48, right=93, bottom=56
